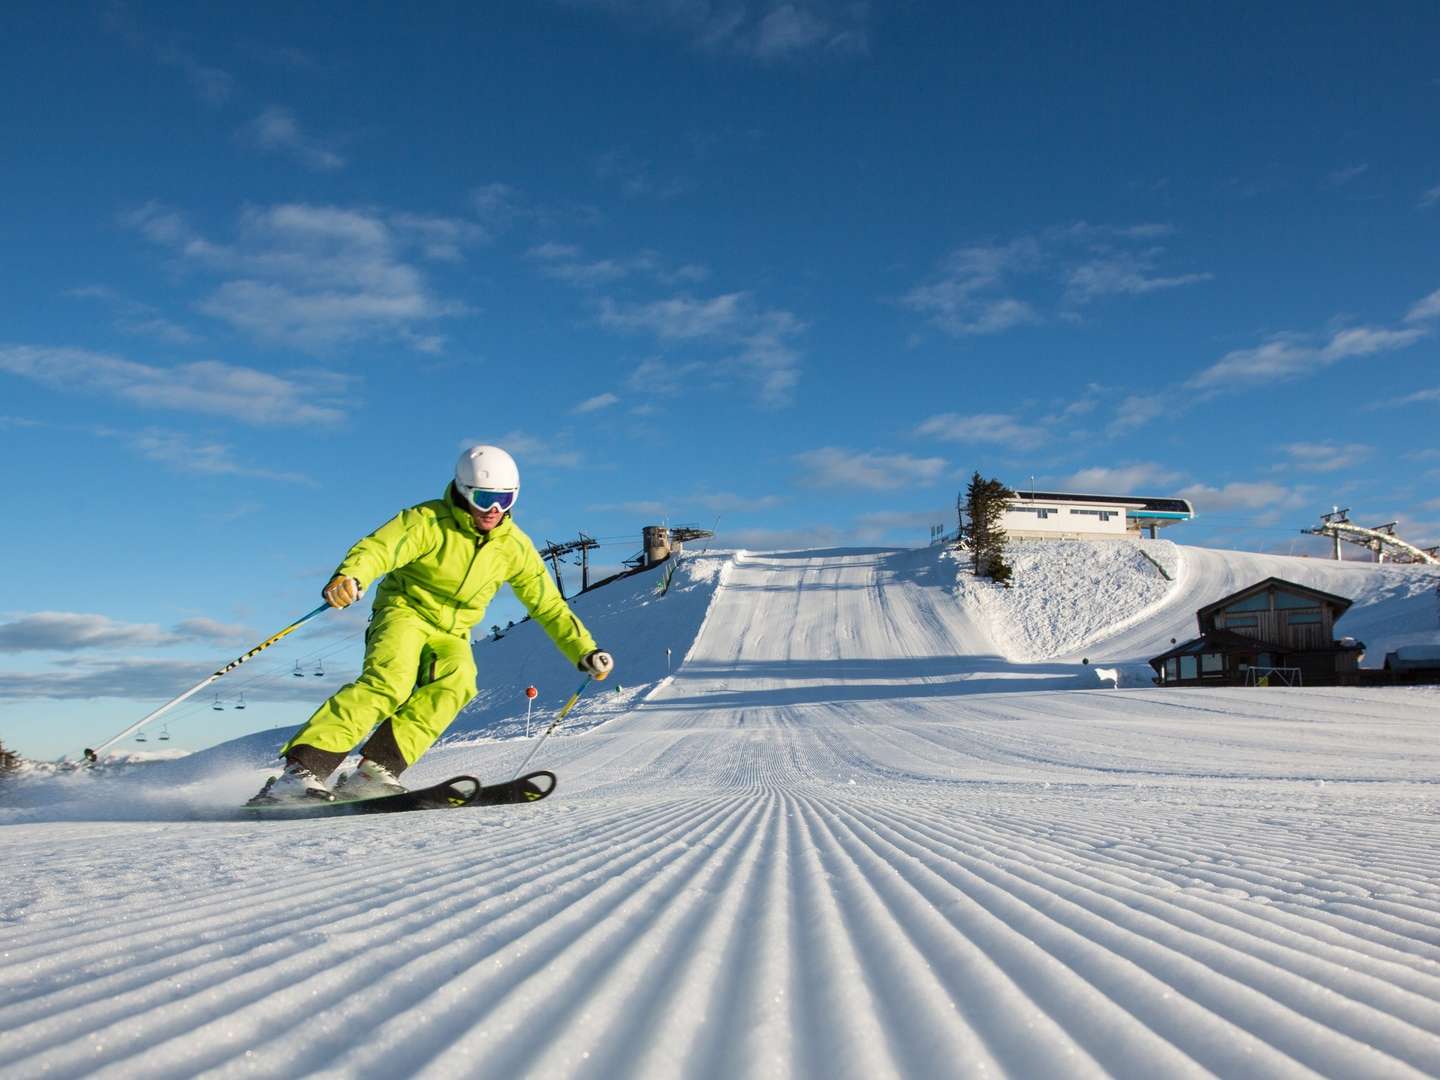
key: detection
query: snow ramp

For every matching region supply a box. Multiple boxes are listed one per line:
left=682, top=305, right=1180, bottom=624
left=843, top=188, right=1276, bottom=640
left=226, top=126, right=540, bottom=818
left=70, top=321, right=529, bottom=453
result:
left=2, top=545, right=1439, bottom=1078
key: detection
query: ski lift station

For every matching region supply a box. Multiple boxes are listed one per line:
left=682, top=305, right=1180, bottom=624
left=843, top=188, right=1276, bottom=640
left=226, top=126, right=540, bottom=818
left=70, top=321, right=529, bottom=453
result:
left=1002, top=489, right=1196, bottom=540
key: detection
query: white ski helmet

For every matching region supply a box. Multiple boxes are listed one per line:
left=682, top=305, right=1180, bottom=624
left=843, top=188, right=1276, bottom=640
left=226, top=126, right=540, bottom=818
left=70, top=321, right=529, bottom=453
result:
left=454, top=444, right=520, bottom=514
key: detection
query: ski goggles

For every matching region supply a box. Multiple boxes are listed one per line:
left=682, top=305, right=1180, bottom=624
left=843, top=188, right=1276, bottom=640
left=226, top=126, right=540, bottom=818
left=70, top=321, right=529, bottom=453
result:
left=466, top=487, right=517, bottom=513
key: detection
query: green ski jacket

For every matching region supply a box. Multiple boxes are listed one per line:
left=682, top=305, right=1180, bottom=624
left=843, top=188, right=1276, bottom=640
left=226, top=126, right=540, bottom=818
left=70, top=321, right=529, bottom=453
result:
left=333, top=485, right=597, bottom=663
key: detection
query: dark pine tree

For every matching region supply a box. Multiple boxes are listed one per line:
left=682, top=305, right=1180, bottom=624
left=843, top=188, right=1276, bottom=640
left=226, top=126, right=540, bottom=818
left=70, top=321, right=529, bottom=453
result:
left=0, top=736, right=21, bottom=776
left=965, top=472, right=1015, bottom=586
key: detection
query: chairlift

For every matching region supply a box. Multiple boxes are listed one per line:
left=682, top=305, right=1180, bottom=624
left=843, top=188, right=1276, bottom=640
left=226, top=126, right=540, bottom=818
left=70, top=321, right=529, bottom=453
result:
left=135, top=731, right=148, bottom=743
left=235, top=692, right=246, bottom=710
left=213, top=693, right=225, bottom=711
left=292, top=661, right=305, bottom=678
left=313, top=659, right=325, bottom=677
left=159, top=724, right=171, bottom=742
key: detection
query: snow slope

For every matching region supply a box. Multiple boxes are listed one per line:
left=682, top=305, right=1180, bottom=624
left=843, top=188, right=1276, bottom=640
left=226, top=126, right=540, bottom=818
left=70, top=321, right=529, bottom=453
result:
left=2, top=543, right=1439, bottom=1078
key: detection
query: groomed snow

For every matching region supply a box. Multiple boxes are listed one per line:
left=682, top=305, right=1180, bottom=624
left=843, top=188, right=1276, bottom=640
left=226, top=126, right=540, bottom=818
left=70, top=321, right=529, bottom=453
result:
left=2, top=543, right=1439, bottom=1078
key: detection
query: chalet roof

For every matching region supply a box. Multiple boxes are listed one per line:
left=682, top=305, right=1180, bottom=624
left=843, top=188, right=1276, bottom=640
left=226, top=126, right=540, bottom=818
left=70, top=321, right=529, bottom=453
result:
left=1148, top=627, right=1365, bottom=669
left=1196, top=577, right=1354, bottom=622
left=1148, top=629, right=1286, bottom=668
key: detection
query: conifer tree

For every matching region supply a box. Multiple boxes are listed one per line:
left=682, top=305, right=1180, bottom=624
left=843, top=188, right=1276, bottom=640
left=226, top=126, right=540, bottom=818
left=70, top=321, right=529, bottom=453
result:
left=965, top=472, right=1015, bottom=586
left=0, top=736, right=21, bottom=776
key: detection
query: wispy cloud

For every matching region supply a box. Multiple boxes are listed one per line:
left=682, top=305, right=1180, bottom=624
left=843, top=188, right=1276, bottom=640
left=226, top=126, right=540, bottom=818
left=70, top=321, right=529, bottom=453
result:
left=1326, top=163, right=1370, bottom=187
left=692, top=491, right=784, bottom=512
left=0, top=611, right=254, bottom=653
left=1278, top=441, right=1373, bottom=473
left=600, top=292, right=805, bottom=407
left=1178, top=481, right=1308, bottom=512
left=903, top=223, right=1209, bottom=339
left=1420, top=183, right=1440, bottom=209
left=0, top=657, right=326, bottom=702
left=572, top=392, right=620, bottom=414
left=125, top=427, right=317, bottom=481
left=1187, top=325, right=1426, bottom=389
left=1106, top=393, right=1169, bottom=436
left=915, top=412, right=1045, bottom=450
left=595, top=148, right=688, bottom=199
left=794, top=447, right=948, bottom=490
left=125, top=202, right=465, bottom=351
left=529, top=243, right=708, bottom=288
left=1405, top=287, right=1440, bottom=323
left=1061, top=463, right=1183, bottom=493
left=244, top=106, right=345, bottom=171
left=103, top=1, right=235, bottom=106
left=564, top=0, right=870, bottom=61
left=66, top=285, right=201, bottom=345
left=0, top=345, right=349, bottom=425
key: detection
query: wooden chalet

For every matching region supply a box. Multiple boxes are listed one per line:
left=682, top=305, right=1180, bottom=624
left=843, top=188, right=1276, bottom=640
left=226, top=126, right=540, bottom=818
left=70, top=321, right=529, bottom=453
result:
left=1149, top=577, right=1364, bottom=687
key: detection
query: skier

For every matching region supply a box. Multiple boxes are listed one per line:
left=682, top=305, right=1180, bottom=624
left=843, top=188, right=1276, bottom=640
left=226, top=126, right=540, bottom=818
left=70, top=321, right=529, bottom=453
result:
left=250, top=444, right=614, bottom=805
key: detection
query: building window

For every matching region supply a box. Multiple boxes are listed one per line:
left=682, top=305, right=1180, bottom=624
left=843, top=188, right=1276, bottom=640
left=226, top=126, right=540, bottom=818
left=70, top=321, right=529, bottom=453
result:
left=1180, top=655, right=1198, bottom=680
left=1222, top=615, right=1259, bottom=628
left=1069, top=508, right=1116, bottom=521
left=1225, top=594, right=1271, bottom=613
left=1286, top=611, right=1322, bottom=625
left=1274, top=591, right=1317, bottom=610
left=1165, top=658, right=1178, bottom=682
left=1012, top=506, right=1058, bottom=519
left=1201, top=653, right=1224, bottom=674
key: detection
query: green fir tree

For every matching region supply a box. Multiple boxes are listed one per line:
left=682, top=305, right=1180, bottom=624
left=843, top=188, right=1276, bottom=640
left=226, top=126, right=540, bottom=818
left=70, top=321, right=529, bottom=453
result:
left=965, top=471, right=1014, bottom=587
left=0, top=736, right=21, bottom=776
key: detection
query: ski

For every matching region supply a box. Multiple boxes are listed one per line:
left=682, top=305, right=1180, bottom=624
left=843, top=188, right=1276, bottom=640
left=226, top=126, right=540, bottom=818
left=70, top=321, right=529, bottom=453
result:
left=241, top=770, right=556, bottom=820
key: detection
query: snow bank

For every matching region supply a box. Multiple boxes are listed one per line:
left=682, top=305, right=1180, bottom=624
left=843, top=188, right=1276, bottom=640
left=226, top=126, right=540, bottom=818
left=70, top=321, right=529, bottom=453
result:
left=951, top=539, right=1180, bottom=662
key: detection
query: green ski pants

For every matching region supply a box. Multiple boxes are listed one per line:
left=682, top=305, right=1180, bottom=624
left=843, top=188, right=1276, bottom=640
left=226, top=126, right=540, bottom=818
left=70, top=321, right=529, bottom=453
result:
left=282, top=604, right=477, bottom=770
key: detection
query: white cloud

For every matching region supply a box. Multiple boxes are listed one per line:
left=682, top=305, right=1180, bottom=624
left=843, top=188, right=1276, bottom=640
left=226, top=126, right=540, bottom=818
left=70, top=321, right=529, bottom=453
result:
left=795, top=447, right=948, bottom=490
left=1405, top=287, right=1440, bottom=323
left=601, top=293, right=805, bottom=407
left=572, top=392, right=620, bottom=414
left=1062, top=463, right=1183, bottom=493
left=693, top=491, right=784, bottom=512
left=1326, top=163, right=1369, bottom=187
left=1420, top=184, right=1440, bottom=209
left=1279, top=441, right=1373, bottom=473
left=0, top=345, right=347, bottom=425
left=245, top=106, right=345, bottom=171
left=904, top=225, right=1208, bottom=339
left=103, top=3, right=235, bottom=106
left=478, top=430, right=584, bottom=470
left=915, top=412, right=1045, bottom=450
left=1188, top=325, right=1426, bottom=388
left=1178, top=481, right=1308, bottom=512
left=1106, top=393, right=1169, bottom=436
left=127, top=428, right=316, bottom=481
left=1063, top=251, right=1213, bottom=306
left=126, top=202, right=462, bottom=351
left=67, top=285, right=201, bottom=345
left=566, top=1, right=870, bottom=61
left=0, top=611, right=253, bottom=652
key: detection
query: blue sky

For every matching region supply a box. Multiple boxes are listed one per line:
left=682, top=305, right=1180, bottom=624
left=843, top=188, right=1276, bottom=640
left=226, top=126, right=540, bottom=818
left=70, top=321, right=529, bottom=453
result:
left=2, top=1, right=1437, bottom=760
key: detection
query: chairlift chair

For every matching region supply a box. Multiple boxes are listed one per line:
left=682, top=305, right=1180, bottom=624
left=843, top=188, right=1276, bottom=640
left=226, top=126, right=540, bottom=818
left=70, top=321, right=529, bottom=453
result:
left=135, top=731, right=147, bottom=743
left=314, top=659, right=325, bottom=677
left=235, top=692, right=246, bottom=710
left=159, top=724, right=171, bottom=742
left=213, top=693, right=225, bottom=711
left=292, top=661, right=304, bottom=678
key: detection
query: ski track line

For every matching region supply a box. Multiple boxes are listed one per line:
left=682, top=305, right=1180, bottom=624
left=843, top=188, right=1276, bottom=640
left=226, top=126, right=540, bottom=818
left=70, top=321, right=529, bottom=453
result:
left=858, top=801, right=1440, bottom=1075
left=291, top=798, right=768, bottom=1080
left=0, top=799, right=729, bottom=1078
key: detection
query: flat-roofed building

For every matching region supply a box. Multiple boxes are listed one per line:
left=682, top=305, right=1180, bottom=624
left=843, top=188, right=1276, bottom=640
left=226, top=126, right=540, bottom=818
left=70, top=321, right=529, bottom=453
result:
left=1003, top=490, right=1195, bottom=540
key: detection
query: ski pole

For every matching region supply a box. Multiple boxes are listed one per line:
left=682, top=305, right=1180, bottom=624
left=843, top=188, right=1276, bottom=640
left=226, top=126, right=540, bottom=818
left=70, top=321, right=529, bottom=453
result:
left=83, top=602, right=332, bottom=763
left=510, top=675, right=591, bottom=780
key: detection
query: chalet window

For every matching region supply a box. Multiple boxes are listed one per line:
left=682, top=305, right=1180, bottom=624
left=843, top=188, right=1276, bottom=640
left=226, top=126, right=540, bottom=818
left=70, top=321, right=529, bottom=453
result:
left=1274, top=591, right=1315, bottom=610
left=1226, top=594, right=1270, bottom=613
left=1165, top=658, right=1178, bottom=681
left=1223, top=615, right=1259, bottom=628
left=1285, top=611, right=1322, bottom=625
left=1201, top=653, right=1224, bottom=674
left=1180, top=655, right=1198, bottom=680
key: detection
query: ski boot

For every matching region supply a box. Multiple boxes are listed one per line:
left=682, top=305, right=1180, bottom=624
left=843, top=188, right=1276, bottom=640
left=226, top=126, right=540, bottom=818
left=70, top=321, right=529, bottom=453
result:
left=247, top=760, right=336, bottom=806
left=334, top=758, right=407, bottom=801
